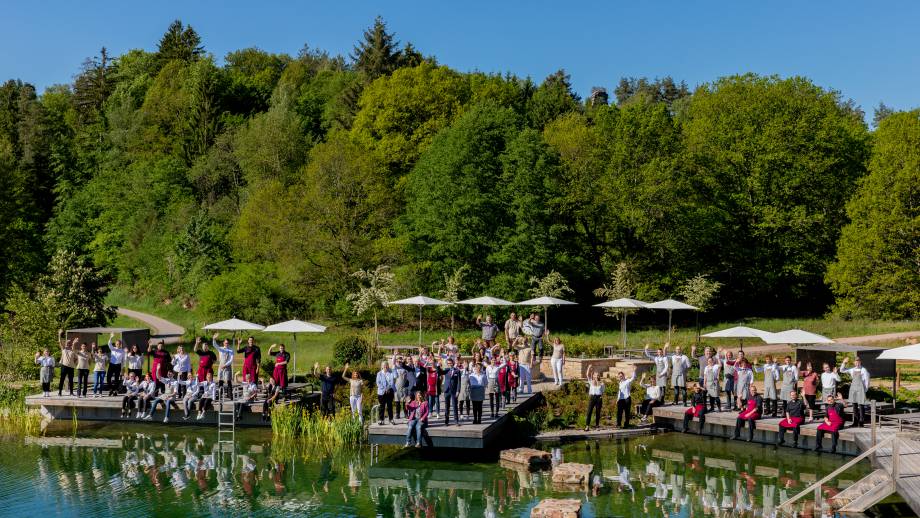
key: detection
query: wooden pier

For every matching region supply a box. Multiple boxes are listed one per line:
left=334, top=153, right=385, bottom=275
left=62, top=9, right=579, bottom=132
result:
left=25, top=386, right=318, bottom=428
left=367, top=391, right=544, bottom=449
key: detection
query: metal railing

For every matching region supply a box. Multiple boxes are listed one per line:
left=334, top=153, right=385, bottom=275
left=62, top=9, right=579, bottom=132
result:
left=779, top=434, right=900, bottom=512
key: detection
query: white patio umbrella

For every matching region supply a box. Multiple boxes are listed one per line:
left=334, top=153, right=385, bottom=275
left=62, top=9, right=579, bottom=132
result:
left=456, top=296, right=515, bottom=306
left=701, top=326, right=772, bottom=353
left=262, top=320, right=326, bottom=380
left=646, top=299, right=699, bottom=343
left=203, top=318, right=265, bottom=331
left=515, top=296, right=577, bottom=329
left=389, top=295, right=453, bottom=345
left=879, top=345, right=920, bottom=361
left=763, top=329, right=834, bottom=345
left=594, top=298, right=649, bottom=349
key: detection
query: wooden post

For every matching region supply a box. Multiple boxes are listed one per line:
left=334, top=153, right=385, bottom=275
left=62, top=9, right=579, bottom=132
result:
left=893, top=435, right=901, bottom=482
left=871, top=400, right=877, bottom=462
left=814, top=485, right=822, bottom=513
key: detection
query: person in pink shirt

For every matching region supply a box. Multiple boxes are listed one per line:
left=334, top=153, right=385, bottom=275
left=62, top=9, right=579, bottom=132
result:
left=405, top=391, right=429, bottom=448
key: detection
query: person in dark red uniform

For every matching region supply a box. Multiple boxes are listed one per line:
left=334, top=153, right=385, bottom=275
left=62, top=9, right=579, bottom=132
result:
left=268, top=343, right=290, bottom=395
left=238, top=336, right=261, bottom=386
left=732, top=384, right=763, bottom=442
left=815, top=394, right=845, bottom=453
left=682, top=384, right=707, bottom=434
left=777, top=389, right=806, bottom=447
left=194, top=336, right=217, bottom=382
left=147, top=341, right=171, bottom=390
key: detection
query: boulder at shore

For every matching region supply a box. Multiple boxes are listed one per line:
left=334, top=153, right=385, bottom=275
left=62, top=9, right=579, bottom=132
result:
left=530, top=498, right=582, bottom=518
left=551, top=462, right=593, bottom=487
left=500, top=447, right=552, bottom=469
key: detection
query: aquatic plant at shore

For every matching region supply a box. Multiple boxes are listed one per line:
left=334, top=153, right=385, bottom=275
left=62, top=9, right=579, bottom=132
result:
left=0, top=384, right=43, bottom=436
left=271, top=404, right=365, bottom=448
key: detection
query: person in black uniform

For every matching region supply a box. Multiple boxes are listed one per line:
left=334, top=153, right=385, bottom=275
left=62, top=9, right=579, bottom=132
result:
left=777, top=389, right=806, bottom=447
left=682, top=384, right=708, bottom=434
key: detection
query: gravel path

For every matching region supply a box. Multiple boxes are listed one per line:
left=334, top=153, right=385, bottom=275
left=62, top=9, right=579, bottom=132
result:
left=116, top=308, right=186, bottom=345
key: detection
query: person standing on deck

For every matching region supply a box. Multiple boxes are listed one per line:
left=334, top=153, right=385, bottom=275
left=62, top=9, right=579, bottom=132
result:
left=691, top=345, right=715, bottom=386
left=91, top=343, right=108, bottom=397
left=314, top=363, right=344, bottom=417
left=375, top=360, right=397, bottom=426
left=148, top=341, right=171, bottom=391
left=550, top=337, right=566, bottom=386
left=584, top=364, right=605, bottom=431
left=476, top=315, right=501, bottom=348
left=35, top=349, right=55, bottom=397
left=237, top=337, right=261, bottom=387
left=703, top=357, right=722, bottom=412
left=645, top=344, right=670, bottom=402
left=75, top=342, right=91, bottom=398
left=717, top=349, right=738, bottom=410
left=106, top=332, right=126, bottom=396
left=735, top=359, right=755, bottom=410
left=777, top=389, right=806, bottom=448
left=193, top=337, right=217, bottom=382
left=268, top=343, right=290, bottom=396
left=523, top=314, right=547, bottom=361
left=800, top=362, right=819, bottom=422
left=441, top=358, right=462, bottom=426
left=469, top=362, right=486, bottom=424
left=515, top=337, right=533, bottom=394
left=840, top=356, right=870, bottom=428
left=212, top=334, right=235, bottom=398
left=820, top=363, right=841, bottom=415
left=615, top=370, right=636, bottom=428
left=56, top=331, right=77, bottom=397
left=670, top=347, right=691, bottom=406
left=778, top=356, right=799, bottom=417
left=504, top=313, right=522, bottom=351
left=171, top=346, right=191, bottom=398
left=754, top=355, right=780, bottom=417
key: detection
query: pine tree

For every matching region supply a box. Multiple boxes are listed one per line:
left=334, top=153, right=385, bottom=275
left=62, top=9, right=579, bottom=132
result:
left=351, top=16, right=401, bottom=80
left=156, top=19, right=204, bottom=65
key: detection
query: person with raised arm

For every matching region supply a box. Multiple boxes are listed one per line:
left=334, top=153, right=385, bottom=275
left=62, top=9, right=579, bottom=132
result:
left=691, top=345, right=715, bottom=386
left=313, top=362, right=344, bottom=417
left=504, top=312, right=522, bottom=350
left=777, top=356, right=799, bottom=417
left=550, top=337, right=566, bottom=386
left=800, top=362, right=819, bottom=422
left=193, top=336, right=217, bottom=381
left=212, top=333, right=235, bottom=398
left=717, top=348, right=739, bottom=410
left=268, top=343, right=290, bottom=396
left=820, top=362, right=842, bottom=414
left=645, top=344, right=671, bottom=402
left=441, top=357, right=462, bottom=426
left=514, top=336, right=534, bottom=395
left=735, top=359, right=755, bottom=410
left=375, top=360, right=397, bottom=426
left=840, top=356, right=870, bottom=428
left=145, top=370, right=180, bottom=422
left=615, top=370, right=637, bottom=428
left=458, top=359, right=471, bottom=420
left=682, top=384, right=707, bottom=434
left=35, top=349, right=55, bottom=397
left=91, top=342, right=108, bottom=397
left=56, top=330, right=77, bottom=397
left=504, top=352, right=520, bottom=403
left=475, top=314, right=501, bottom=348
left=814, top=393, right=846, bottom=453
left=732, top=384, right=763, bottom=442
left=469, top=362, right=486, bottom=424
left=237, top=336, right=262, bottom=385
left=485, top=355, right=503, bottom=419
left=638, top=372, right=663, bottom=423
left=391, top=349, right=411, bottom=419
left=106, top=332, right=126, bottom=396
left=523, top=313, right=547, bottom=361
left=262, top=375, right=281, bottom=422
left=147, top=340, right=171, bottom=391
left=777, top=389, right=806, bottom=448
left=754, top=355, right=780, bottom=417
left=171, top=345, right=191, bottom=398
left=125, top=344, right=144, bottom=380
left=75, top=342, right=91, bottom=398
left=344, top=363, right=364, bottom=422
left=669, top=346, right=691, bottom=406
left=703, top=357, right=722, bottom=412
left=584, top=364, right=605, bottom=431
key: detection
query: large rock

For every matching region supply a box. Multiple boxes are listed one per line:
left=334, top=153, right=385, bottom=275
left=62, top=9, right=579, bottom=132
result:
left=531, top=498, right=582, bottom=518
left=551, top=462, right=593, bottom=487
left=500, top=447, right=552, bottom=470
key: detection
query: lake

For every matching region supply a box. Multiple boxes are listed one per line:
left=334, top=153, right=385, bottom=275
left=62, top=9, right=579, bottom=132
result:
left=0, top=424, right=908, bottom=517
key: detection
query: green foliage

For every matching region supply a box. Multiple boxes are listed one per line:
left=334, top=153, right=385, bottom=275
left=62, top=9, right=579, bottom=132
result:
left=332, top=335, right=370, bottom=366
left=197, top=263, right=287, bottom=323
left=827, top=110, right=920, bottom=319
left=156, top=20, right=204, bottom=66
left=679, top=274, right=722, bottom=312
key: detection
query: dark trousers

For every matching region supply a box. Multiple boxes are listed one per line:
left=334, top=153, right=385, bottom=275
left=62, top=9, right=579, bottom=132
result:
left=444, top=392, right=459, bottom=425
left=320, top=394, right=335, bottom=416
left=673, top=386, right=686, bottom=405
left=176, top=372, right=188, bottom=397
left=586, top=395, right=603, bottom=427
left=683, top=410, right=706, bottom=433
left=106, top=364, right=123, bottom=395
left=724, top=379, right=736, bottom=409
left=41, top=381, right=51, bottom=392
left=472, top=400, right=484, bottom=423
left=709, top=396, right=722, bottom=412
left=121, top=395, right=137, bottom=413
left=489, top=393, right=500, bottom=417
left=616, top=397, right=632, bottom=428
left=640, top=398, right=662, bottom=416
left=58, top=366, right=74, bottom=395
left=815, top=429, right=839, bottom=452
left=77, top=369, right=90, bottom=396
left=734, top=417, right=756, bottom=441
left=851, top=404, right=867, bottom=426
left=378, top=391, right=393, bottom=422
left=778, top=424, right=801, bottom=445
left=764, top=398, right=777, bottom=416
left=459, top=399, right=470, bottom=416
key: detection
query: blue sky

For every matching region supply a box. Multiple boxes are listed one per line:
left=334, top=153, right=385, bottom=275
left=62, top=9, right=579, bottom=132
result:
left=3, top=1, right=919, bottom=117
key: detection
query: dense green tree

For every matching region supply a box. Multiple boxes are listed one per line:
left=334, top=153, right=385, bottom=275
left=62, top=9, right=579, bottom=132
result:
left=526, top=69, right=580, bottom=128
left=614, top=76, right=690, bottom=106
left=827, top=111, right=920, bottom=319
left=156, top=20, right=204, bottom=65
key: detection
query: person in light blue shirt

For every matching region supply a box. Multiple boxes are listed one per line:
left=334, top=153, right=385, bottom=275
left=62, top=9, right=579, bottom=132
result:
left=376, top=361, right=397, bottom=425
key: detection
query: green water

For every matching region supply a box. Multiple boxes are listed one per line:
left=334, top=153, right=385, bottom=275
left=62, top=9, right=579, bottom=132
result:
left=0, top=425, right=907, bottom=517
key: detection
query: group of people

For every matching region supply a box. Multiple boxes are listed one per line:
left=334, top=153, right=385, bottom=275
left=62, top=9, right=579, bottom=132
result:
left=638, top=343, right=870, bottom=454
left=35, top=330, right=293, bottom=423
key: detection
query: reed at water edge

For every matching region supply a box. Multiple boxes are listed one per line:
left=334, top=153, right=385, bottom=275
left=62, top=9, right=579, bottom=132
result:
left=0, top=384, right=43, bottom=436
left=271, top=404, right=365, bottom=449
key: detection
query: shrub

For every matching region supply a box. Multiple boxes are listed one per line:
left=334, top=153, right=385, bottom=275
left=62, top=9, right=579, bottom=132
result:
left=333, top=335, right=370, bottom=366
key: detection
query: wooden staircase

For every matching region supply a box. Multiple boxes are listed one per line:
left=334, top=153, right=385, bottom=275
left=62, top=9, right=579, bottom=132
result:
left=830, top=468, right=897, bottom=512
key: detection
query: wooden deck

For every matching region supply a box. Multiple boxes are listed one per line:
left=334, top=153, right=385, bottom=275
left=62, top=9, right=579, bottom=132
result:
left=25, top=387, right=318, bottom=428
left=651, top=404, right=871, bottom=455
left=852, top=430, right=920, bottom=515
left=367, top=391, right=545, bottom=449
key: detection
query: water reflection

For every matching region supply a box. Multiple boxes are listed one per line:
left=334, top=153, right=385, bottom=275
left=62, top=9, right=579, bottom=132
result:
left=5, top=428, right=899, bottom=517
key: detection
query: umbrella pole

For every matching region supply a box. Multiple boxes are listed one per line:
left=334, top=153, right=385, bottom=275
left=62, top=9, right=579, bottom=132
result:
left=668, top=310, right=673, bottom=344
left=419, top=305, right=423, bottom=346
left=621, top=309, right=627, bottom=349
